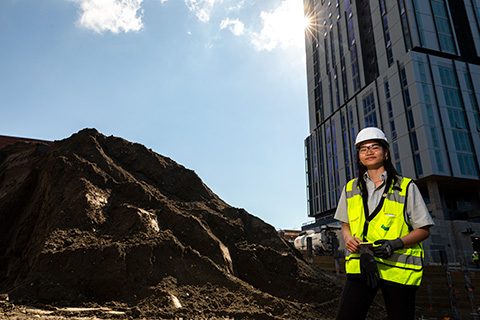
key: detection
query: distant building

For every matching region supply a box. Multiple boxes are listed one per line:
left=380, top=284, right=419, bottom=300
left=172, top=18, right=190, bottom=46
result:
left=278, top=229, right=302, bottom=242
left=303, top=0, right=480, bottom=263
left=0, top=135, right=53, bottom=149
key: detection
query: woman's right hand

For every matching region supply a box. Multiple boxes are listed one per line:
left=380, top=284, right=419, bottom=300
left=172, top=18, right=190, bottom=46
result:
left=345, top=236, right=361, bottom=253
left=342, top=222, right=361, bottom=253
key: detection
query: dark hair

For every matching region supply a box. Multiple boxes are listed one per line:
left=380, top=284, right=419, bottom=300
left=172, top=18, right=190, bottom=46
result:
left=356, top=140, right=400, bottom=199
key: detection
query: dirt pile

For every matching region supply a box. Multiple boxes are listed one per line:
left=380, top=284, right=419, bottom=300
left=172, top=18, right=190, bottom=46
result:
left=0, top=128, right=343, bottom=319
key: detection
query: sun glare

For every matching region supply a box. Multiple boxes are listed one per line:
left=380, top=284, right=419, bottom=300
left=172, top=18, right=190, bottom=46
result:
left=302, top=8, right=324, bottom=45
left=284, top=0, right=313, bottom=49
left=303, top=16, right=312, bottom=30
left=251, top=0, right=319, bottom=51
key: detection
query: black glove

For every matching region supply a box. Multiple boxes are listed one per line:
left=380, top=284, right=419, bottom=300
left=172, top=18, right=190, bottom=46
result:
left=372, top=238, right=404, bottom=259
left=360, top=244, right=379, bottom=288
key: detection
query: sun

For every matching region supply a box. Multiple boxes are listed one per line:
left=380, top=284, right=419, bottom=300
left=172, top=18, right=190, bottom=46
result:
left=279, top=0, right=314, bottom=49
left=303, top=16, right=312, bottom=30
left=302, top=7, right=325, bottom=46
left=252, top=0, right=317, bottom=51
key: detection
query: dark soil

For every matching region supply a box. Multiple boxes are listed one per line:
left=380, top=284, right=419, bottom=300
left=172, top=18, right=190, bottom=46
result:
left=0, top=128, right=363, bottom=319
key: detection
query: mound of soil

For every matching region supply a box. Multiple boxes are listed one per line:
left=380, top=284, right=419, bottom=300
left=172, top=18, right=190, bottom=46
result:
left=0, top=128, right=344, bottom=319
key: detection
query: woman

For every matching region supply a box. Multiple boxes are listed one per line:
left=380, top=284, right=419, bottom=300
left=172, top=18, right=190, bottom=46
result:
left=334, top=127, right=434, bottom=320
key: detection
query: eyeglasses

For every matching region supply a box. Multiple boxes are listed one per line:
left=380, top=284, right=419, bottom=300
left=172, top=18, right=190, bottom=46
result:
left=358, top=143, right=383, bottom=154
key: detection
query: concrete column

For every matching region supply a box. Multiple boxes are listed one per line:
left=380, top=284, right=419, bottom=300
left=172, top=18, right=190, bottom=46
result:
left=427, top=179, right=445, bottom=220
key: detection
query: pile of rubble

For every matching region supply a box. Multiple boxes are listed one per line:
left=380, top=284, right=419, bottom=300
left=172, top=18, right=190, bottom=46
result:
left=0, top=129, right=373, bottom=319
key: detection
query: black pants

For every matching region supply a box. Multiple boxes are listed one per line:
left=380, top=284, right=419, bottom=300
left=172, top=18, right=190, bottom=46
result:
left=335, top=277, right=418, bottom=320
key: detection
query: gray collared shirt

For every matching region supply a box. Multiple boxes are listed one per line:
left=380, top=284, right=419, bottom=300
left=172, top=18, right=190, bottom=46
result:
left=334, top=172, right=434, bottom=230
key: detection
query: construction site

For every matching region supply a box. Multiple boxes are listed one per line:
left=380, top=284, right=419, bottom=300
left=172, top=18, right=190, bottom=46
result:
left=0, top=129, right=478, bottom=319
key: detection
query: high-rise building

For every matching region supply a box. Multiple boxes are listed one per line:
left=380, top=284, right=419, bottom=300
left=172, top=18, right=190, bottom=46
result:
left=302, top=0, right=480, bottom=257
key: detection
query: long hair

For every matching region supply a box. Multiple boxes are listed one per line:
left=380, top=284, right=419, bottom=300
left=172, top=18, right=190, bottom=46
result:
left=356, top=140, right=400, bottom=199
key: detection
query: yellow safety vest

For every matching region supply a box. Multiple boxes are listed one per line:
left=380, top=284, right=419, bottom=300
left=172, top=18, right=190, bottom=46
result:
left=344, top=177, right=424, bottom=286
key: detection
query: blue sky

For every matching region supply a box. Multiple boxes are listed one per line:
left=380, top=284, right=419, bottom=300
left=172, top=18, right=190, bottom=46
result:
left=0, top=0, right=313, bottom=230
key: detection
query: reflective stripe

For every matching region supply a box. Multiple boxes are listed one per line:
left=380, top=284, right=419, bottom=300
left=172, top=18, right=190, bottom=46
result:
left=385, top=192, right=407, bottom=204
left=382, top=252, right=423, bottom=267
left=345, top=180, right=407, bottom=202
left=346, top=187, right=361, bottom=198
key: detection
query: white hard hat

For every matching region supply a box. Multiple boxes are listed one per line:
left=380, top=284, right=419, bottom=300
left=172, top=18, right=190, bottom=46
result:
left=355, top=127, right=389, bottom=148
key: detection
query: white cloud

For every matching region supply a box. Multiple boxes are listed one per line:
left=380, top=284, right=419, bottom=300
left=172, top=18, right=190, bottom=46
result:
left=250, top=0, right=305, bottom=51
left=68, top=0, right=305, bottom=53
left=184, top=0, right=217, bottom=23
left=220, top=18, right=244, bottom=36
left=225, top=0, right=245, bottom=13
left=73, top=0, right=144, bottom=34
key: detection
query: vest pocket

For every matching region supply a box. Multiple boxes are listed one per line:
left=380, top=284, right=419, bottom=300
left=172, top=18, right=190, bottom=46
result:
left=349, top=214, right=361, bottom=235
left=378, top=212, right=396, bottom=232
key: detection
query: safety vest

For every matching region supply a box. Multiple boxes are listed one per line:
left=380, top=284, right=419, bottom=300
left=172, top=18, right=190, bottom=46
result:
left=344, top=176, right=424, bottom=286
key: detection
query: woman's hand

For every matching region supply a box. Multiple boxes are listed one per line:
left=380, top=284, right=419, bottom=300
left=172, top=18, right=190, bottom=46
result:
left=345, top=236, right=362, bottom=253
left=342, top=223, right=361, bottom=253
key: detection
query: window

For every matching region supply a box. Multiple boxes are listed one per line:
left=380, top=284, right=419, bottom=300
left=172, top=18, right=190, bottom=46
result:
left=412, top=0, right=425, bottom=45
left=380, top=0, right=386, bottom=15
left=415, top=154, right=423, bottom=176
left=395, top=161, right=402, bottom=174
left=351, top=45, right=360, bottom=92
left=384, top=81, right=391, bottom=99
left=431, top=127, right=440, bottom=148
left=458, top=154, right=478, bottom=176
left=400, top=68, right=408, bottom=87
left=447, top=108, right=466, bottom=129
left=328, top=73, right=334, bottom=113
left=443, top=88, right=461, bottom=107
left=337, top=21, right=348, bottom=101
left=438, top=65, right=478, bottom=175
left=330, top=30, right=336, bottom=66
left=363, top=92, right=377, bottom=127
left=431, top=0, right=456, bottom=54
left=347, top=19, right=355, bottom=47
left=418, top=62, right=427, bottom=81
left=346, top=0, right=360, bottom=92
left=380, top=3, right=393, bottom=66
left=325, top=38, right=330, bottom=71
left=435, top=150, right=444, bottom=172
left=407, top=109, right=415, bottom=128
left=385, top=80, right=396, bottom=138
left=411, top=131, right=419, bottom=151
left=422, top=84, right=431, bottom=103
left=387, top=101, right=393, bottom=118
left=399, top=0, right=412, bottom=49
left=452, top=131, right=472, bottom=152
left=426, top=104, right=435, bottom=125
left=473, top=0, right=480, bottom=27
left=401, top=66, right=423, bottom=177
left=390, top=121, right=397, bottom=139
left=418, top=61, right=444, bottom=173
left=387, top=48, right=394, bottom=66
left=400, top=68, right=411, bottom=107
left=463, top=71, right=480, bottom=130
